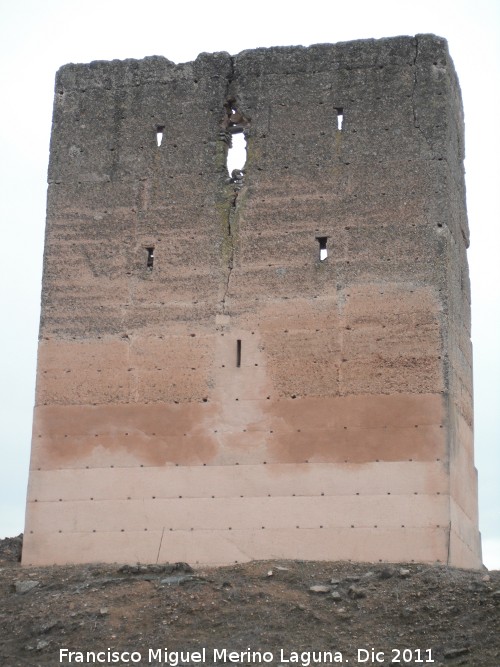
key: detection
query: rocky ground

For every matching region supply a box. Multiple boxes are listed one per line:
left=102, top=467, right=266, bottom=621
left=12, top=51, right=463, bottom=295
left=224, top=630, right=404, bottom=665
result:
left=0, top=536, right=499, bottom=667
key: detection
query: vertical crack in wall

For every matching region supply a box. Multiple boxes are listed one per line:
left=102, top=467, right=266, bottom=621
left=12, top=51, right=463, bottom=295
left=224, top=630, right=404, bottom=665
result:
left=411, top=38, right=419, bottom=129
left=156, top=526, right=165, bottom=564
left=336, top=286, right=347, bottom=393
left=221, top=190, right=237, bottom=315
left=219, top=57, right=248, bottom=315
left=446, top=520, right=452, bottom=566
left=411, top=37, right=433, bottom=154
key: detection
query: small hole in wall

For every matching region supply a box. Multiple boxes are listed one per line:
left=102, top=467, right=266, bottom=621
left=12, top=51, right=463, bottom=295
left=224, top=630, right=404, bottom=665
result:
left=156, top=126, right=165, bottom=147
left=227, top=131, right=247, bottom=175
left=316, top=237, right=328, bottom=261
left=146, top=247, right=154, bottom=270
left=236, top=339, right=242, bottom=367
left=225, top=101, right=248, bottom=176
left=335, top=107, right=344, bottom=131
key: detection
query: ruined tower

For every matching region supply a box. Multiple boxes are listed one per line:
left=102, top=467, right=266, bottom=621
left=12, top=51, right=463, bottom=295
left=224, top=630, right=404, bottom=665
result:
left=23, top=34, right=481, bottom=568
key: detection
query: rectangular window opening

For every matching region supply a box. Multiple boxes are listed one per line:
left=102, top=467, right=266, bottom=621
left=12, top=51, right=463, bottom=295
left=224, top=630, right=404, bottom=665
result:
left=335, top=108, right=344, bottom=131
left=156, top=126, right=165, bottom=147
left=236, top=339, right=242, bottom=367
left=146, top=247, right=155, bottom=270
left=317, top=237, right=328, bottom=261
left=227, top=132, right=247, bottom=176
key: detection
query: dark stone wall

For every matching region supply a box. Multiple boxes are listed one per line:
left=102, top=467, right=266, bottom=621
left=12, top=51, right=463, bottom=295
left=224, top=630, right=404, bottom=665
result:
left=41, top=35, right=468, bottom=338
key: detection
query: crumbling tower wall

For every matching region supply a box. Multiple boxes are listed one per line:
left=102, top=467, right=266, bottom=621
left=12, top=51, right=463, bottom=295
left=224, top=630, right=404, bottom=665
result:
left=23, top=34, right=481, bottom=568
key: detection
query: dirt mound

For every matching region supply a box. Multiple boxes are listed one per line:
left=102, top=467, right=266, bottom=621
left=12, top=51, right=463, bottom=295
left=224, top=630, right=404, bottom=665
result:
left=0, top=533, right=22, bottom=562
left=0, top=537, right=499, bottom=666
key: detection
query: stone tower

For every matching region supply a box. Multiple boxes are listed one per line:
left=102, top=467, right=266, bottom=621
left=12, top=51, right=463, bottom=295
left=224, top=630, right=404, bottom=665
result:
left=23, top=34, right=481, bottom=568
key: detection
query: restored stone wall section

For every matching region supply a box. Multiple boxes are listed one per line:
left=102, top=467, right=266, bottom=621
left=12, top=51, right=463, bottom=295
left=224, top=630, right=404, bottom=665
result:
left=23, top=35, right=481, bottom=568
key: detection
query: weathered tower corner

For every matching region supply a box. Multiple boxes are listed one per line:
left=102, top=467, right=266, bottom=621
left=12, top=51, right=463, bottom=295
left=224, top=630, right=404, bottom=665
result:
left=23, top=34, right=481, bottom=569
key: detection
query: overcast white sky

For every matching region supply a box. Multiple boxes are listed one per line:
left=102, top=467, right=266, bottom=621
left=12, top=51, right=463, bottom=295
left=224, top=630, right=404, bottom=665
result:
left=0, top=0, right=498, bottom=568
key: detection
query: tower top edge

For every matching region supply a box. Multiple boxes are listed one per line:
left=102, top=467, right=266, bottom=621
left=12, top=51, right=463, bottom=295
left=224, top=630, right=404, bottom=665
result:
left=55, top=33, right=451, bottom=81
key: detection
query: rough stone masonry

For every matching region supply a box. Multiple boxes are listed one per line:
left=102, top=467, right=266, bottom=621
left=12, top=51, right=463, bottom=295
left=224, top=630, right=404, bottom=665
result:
left=23, top=34, right=481, bottom=568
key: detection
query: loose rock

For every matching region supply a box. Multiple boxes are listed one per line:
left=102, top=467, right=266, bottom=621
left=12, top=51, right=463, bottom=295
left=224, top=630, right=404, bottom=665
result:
left=309, top=585, right=331, bottom=594
left=379, top=568, right=394, bottom=579
left=14, top=580, right=39, bottom=594
left=160, top=575, right=194, bottom=585
left=348, top=585, right=366, bottom=599
left=443, top=647, right=469, bottom=659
